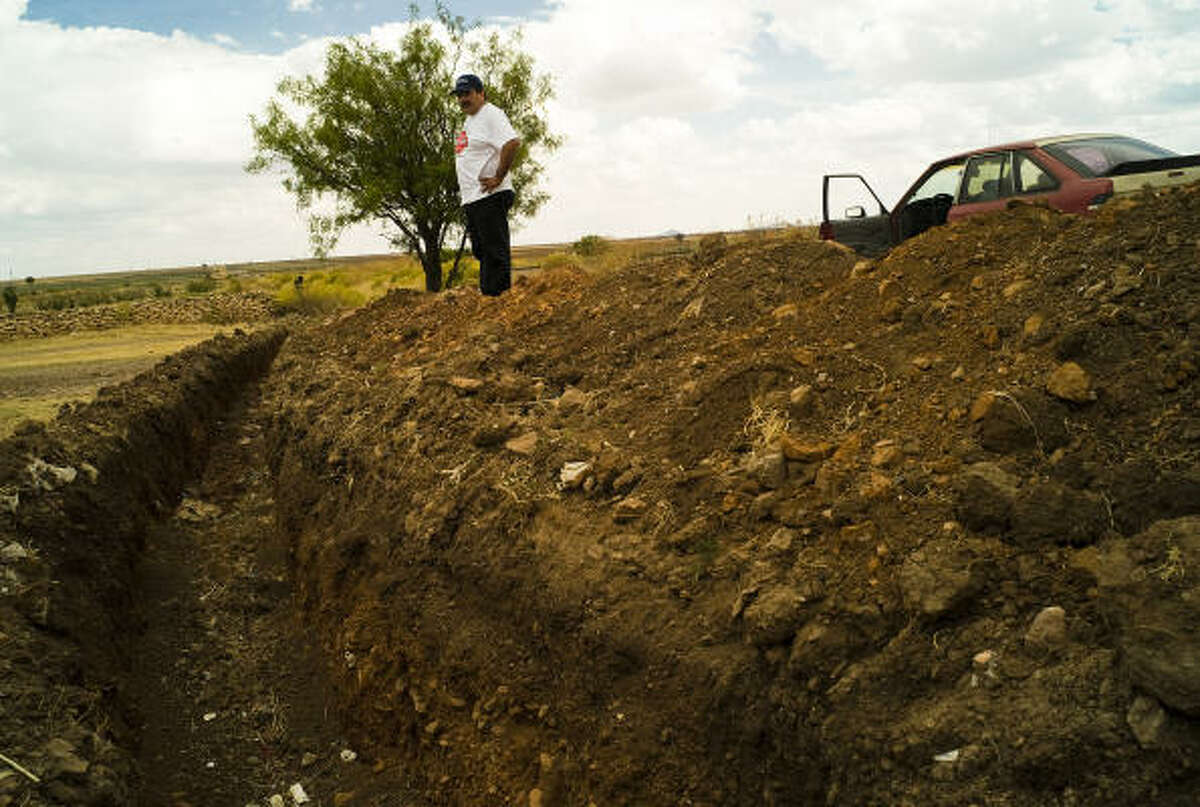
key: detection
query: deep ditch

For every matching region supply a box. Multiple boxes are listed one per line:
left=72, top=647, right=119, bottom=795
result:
left=1, top=329, right=302, bottom=804
left=1, top=327, right=424, bottom=806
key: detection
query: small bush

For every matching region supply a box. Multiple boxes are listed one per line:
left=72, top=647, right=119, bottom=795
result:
left=572, top=234, right=610, bottom=257
left=692, top=233, right=728, bottom=266
left=443, top=257, right=479, bottom=289
left=35, top=293, right=72, bottom=311
left=2, top=286, right=17, bottom=315
left=185, top=275, right=218, bottom=294
left=274, top=276, right=365, bottom=313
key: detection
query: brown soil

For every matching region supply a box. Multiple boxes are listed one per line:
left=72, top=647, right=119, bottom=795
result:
left=2, top=183, right=1200, bottom=806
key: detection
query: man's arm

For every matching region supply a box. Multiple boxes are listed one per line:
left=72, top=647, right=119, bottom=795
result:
left=480, top=138, right=521, bottom=193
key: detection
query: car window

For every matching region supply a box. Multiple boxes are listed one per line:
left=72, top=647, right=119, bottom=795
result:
left=908, top=163, right=964, bottom=204
left=825, top=175, right=886, bottom=220
left=1043, top=136, right=1176, bottom=178
left=961, top=153, right=1013, bottom=203
left=1015, top=152, right=1059, bottom=193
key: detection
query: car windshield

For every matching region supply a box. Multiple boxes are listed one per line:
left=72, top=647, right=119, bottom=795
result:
left=907, top=163, right=964, bottom=204
left=1043, top=136, right=1176, bottom=178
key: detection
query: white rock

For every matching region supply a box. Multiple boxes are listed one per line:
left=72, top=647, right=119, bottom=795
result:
left=27, top=458, right=77, bottom=491
left=340, top=748, right=358, bottom=762
left=269, top=795, right=285, bottom=807
left=1025, top=606, right=1068, bottom=648
left=1, top=542, right=32, bottom=562
left=289, top=783, right=310, bottom=804
left=559, top=461, right=592, bottom=489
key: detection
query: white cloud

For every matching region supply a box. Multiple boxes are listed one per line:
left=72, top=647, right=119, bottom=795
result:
left=288, top=0, right=317, bottom=12
left=524, top=0, right=758, bottom=120
left=0, top=0, right=27, bottom=27
left=213, top=32, right=238, bottom=47
left=2, top=0, right=1200, bottom=276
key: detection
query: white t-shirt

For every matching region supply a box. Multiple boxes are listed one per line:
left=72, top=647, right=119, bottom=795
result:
left=454, top=102, right=518, bottom=206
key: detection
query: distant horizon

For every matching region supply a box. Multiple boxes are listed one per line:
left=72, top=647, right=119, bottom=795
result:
left=8, top=225, right=753, bottom=282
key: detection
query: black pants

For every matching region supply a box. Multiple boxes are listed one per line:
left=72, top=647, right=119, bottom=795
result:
left=464, top=190, right=514, bottom=296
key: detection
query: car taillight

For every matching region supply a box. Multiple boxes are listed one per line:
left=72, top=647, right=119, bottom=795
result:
left=1087, top=192, right=1112, bottom=209
left=818, top=221, right=834, bottom=240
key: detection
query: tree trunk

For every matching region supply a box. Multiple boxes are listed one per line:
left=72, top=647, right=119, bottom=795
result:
left=420, top=234, right=443, bottom=292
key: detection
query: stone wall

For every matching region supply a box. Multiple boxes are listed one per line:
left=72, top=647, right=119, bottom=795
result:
left=0, top=292, right=280, bottom=340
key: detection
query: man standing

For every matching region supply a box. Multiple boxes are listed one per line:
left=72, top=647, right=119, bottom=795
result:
left=452, top=74, right=521, bottom=296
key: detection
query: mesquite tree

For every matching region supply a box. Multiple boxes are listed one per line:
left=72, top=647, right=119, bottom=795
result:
left=247, top=8, right=557, bottom=291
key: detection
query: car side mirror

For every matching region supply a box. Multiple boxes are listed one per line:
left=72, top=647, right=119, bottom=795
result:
left=845, top=205, right=866, bottom=219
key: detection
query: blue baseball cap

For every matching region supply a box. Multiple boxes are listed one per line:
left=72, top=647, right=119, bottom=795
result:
left=452, top=74, right=484, bottom=95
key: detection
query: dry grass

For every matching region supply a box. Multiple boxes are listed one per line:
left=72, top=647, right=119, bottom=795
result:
left=743, top=398, right=791, bottom=452
left=0, top=323, right=248, bottom=437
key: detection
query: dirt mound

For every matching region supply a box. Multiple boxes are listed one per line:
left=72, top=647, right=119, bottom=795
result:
left=266, top=183, right=1200, bottom=804
left=0, top=329, right=284, bottom=804
left=0, top=292, right=281, bottom=341
left=4, top=182, right=1198, bottom=805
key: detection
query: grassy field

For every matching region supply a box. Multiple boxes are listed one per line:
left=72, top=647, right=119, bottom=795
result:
left=0, top=323, right=252, bottom=437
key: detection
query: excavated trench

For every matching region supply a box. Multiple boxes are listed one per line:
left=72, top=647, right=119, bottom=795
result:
left=0, top=329, right=399, bottom=805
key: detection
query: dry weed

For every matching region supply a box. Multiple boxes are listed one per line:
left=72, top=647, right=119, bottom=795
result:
left=743, top=398, right=790, bottom=452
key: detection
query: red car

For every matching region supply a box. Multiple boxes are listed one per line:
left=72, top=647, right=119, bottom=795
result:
left=819, top=133, right=1200, bottom=256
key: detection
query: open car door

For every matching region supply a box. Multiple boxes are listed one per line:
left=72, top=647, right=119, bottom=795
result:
left=820, top=174, right=892, bottom=257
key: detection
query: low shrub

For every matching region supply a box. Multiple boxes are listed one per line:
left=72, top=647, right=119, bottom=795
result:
left=572, top=234, right=610, bottom=257
left=443, top=257, right=479, bottom=289
left=185, top=275, right=218, bottom=294
left=274, top=276, right=365, bottom=313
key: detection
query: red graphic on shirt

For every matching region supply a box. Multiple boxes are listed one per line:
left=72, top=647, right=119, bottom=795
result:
left=454, top=130, right=468, bottom=154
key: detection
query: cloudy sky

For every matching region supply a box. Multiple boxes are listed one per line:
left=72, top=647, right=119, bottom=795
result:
left=2, top=0, right=1199, bottom=278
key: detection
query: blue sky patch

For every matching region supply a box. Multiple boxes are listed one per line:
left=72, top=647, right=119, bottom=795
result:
left=24, top=1, right=547, bottom=52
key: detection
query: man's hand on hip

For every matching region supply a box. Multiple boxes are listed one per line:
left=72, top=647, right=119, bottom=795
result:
left=479, top=175, right=503, bottom=193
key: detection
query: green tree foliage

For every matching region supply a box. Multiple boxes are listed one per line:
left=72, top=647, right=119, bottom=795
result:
left=2, top=286, right=16, bottom=315
left=246, top=6, right=558, bottom=292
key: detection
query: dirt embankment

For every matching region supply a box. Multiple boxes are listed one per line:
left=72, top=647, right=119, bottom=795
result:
left=0, top=292, right=281, bottom=341
left=0, top=328, right=284, bottom=804
left=1, top=182, right=1198, bottom=806
left=268, top=185, right=1200, bottom=805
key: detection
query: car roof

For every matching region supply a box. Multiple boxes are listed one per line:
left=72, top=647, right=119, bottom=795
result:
left=943, top=133, right=1122, bottom=161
